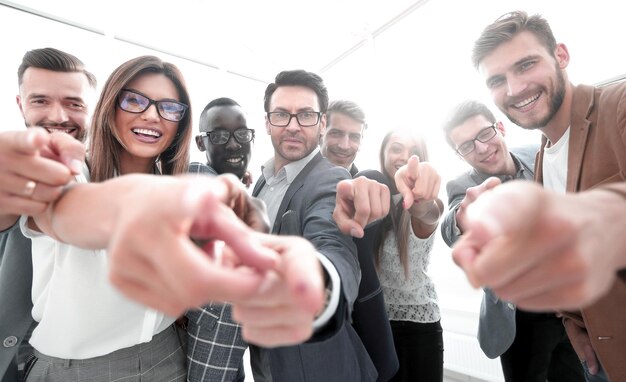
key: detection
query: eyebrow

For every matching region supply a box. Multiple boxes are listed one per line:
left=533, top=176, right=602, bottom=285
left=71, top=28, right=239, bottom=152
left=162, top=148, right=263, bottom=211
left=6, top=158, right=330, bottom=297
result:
left=28, top=93, right=86, bottom=103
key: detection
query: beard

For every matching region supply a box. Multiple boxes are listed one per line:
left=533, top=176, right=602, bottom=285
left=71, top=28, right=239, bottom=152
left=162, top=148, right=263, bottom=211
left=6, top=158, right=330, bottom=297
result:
left=504, top=65, right=566, bottom=130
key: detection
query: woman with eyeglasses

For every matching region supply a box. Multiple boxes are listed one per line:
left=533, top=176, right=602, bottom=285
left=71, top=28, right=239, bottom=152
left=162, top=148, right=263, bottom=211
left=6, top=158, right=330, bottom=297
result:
left=375, top=129, right=444, bottom=382
left=21, top=56, right=192, bottom=381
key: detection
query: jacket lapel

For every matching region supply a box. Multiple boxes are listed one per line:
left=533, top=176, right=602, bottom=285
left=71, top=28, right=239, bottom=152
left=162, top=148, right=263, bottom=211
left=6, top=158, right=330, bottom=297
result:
left=272, top=152, right=323, bottom=233
left=567, top=85, right=595, bottom=192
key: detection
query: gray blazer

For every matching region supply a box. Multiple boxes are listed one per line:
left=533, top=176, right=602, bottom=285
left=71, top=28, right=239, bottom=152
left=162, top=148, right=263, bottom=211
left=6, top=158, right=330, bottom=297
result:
left=252, top=152, right=377, bottom=382
left=0, top=223, right=34, bottom=381
left=440, top=146, right=537, bottom=359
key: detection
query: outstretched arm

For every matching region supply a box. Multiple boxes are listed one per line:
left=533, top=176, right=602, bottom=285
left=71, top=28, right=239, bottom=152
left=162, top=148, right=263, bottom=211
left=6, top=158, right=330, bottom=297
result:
left=453, top=180, right=626, bottom=311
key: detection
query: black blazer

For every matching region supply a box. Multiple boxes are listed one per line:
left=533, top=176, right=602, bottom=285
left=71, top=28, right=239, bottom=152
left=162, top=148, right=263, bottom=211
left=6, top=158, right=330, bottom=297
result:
left=351, top=169, right=399, bottom=382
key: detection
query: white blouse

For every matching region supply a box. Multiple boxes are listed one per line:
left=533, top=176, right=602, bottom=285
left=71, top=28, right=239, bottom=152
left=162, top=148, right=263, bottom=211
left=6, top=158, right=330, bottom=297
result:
left=20, top=169, right=174, bottom=359
left=378, top=225, right=440, bottom=323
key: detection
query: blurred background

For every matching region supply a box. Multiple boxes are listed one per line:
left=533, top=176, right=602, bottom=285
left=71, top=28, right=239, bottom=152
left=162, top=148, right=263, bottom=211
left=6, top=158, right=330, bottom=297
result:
left=2, top=1, right=624, bottom=380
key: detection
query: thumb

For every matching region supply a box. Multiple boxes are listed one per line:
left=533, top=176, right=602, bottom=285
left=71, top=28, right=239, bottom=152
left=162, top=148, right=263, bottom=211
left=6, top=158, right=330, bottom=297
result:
left=11, top=128, right=49, bottom=155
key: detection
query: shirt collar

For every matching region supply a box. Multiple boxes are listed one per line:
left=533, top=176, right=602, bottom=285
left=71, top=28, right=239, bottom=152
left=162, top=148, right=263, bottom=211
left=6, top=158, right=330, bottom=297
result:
left=261, top=148, right=320, bottom=184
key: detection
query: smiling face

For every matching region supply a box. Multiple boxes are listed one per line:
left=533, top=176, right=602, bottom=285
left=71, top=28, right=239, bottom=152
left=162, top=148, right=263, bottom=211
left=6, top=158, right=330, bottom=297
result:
left=114, top=73, right=181, bottom=168
left=202, top=105, right=251, bottom=179
left=17, top=67, right=93, bottom=141
left=265, top=85, right=326, bottom=171
left=382, top=131, right=420, bottom=180
left=320, top=112, right=363, bottom=169
left=449, top=115, right=514, bottom=175
left=479, top=31, right=569, bottom=132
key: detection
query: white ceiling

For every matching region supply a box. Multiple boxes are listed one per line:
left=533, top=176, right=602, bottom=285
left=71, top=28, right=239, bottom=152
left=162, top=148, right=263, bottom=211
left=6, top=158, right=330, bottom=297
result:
left=5, top=0, right=426, bottom=82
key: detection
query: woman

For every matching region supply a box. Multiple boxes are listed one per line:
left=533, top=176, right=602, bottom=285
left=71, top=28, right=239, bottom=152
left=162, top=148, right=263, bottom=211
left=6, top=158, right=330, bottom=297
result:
left=22, top=56, right=192, bottom=381
left=376, top=129, right=444, bottom=382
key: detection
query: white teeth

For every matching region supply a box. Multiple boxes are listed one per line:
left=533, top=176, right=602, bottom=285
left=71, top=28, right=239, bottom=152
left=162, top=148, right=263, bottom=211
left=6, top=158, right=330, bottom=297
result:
left=132, top=128, right=161, bottom=137
left=46, top=127, right=74, bottom=133
left=514, top=93, right=540, bottom=108
left=226, top=157, right=243, bottom=163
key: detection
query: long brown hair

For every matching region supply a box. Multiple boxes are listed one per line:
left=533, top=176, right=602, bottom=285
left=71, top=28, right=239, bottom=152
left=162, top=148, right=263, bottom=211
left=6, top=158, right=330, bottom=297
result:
left=88, top=56, right=192, bottom=182
left=376, top=129, right=430, bottom=277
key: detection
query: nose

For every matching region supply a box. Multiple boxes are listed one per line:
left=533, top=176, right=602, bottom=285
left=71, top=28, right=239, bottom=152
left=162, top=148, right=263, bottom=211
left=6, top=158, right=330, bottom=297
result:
left=141, top=104, right=160, bottom=122
left=337, top=134, right=351, bottom=149
left=506, top=74, right=527, bottom=97
left=48, top=102, right=69, bottom=123
left=285, top=116, right=302, bottom=133
left=474, top=139, right=490, bottom=154
left=225, top=135, right=242, bottom=150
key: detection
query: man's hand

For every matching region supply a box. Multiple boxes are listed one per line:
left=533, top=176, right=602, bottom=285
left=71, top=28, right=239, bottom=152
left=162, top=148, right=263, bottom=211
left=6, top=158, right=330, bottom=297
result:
left=455, top=177, right=501, bottom=232
left=452, top=180, right=626, bottom=311
left=232, top=235, right=325, bottom=347
left=333, top=176, right=390, bottom=238
left=0, top=128, right=84, bottom=229
left=563, top=319, right=598, bottom=374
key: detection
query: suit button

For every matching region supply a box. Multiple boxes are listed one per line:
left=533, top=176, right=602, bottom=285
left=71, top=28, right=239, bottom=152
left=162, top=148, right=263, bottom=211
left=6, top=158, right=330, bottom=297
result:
left=507, top=303, right=515, bottom=310
left=3, top=336, right=18, bottom=348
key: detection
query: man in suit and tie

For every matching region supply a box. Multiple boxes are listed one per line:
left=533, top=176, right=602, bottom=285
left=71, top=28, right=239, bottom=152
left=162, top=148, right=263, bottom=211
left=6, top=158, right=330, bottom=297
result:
left=440, top=100, right=583, bottom=381
left=251, top=69, right=376, bottom=382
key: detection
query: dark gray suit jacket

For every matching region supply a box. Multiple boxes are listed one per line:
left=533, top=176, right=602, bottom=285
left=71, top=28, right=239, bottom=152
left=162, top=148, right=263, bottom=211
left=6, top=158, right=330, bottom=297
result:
left=0, top=223, right=34, bottom=381
left=252, top=152, right=377, bottom=382
left=440, top=146, right=537, bottom=358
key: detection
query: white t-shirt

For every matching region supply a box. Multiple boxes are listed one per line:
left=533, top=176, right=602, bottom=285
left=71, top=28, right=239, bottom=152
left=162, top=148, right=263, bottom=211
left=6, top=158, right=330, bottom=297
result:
left=542, top=128, right=570, bottom=194
left=20, top=169, right=174, bottom=359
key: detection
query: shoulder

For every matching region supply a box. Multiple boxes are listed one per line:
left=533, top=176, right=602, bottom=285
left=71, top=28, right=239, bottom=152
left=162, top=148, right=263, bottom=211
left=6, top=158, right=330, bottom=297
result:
left=509, top=145, right=539, bottom=166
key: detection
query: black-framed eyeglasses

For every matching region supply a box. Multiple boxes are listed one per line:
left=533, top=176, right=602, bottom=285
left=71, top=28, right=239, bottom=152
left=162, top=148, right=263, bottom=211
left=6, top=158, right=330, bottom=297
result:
left=200, top=128, right=255, bottom=145
left=117, top=89, right=188, bottom=122
left=267, top=111, right=321, bottom=127
left=456, top=124, right=498, bottom=156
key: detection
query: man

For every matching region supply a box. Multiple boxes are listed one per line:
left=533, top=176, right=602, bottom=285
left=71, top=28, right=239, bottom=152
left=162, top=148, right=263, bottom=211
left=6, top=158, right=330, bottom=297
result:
left=188, top=97, right=256, bottom=382
left=193, top=97, right=254, bottom=187
left=452, top=11, right=626, bottom=381
left=320, top=99, right=398, bottom=381
left=251, top=70, right=376, bottom=382
left=441, top=100, right=582, bottom=381
left=320, top=100, right=366, bottom=176
left=0, top=47, right=96, bottom=381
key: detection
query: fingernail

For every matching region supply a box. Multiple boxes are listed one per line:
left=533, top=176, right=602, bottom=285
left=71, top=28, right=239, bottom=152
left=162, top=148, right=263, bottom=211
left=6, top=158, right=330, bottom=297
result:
left=350, top=228, right=361, bottom=238
left=69, top=159, right=83, bottom=174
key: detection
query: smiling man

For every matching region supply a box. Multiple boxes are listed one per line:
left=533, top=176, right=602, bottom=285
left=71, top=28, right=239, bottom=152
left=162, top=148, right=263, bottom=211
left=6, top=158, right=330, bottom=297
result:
left=194, top=97, right=254, bottom=185
left=440, top=100, right=583, bottom=382
left=320, top=100, right=366, bottom=175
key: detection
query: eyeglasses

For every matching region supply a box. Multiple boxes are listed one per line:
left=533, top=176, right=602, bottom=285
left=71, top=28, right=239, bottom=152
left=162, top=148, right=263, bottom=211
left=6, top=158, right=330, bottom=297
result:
left=117, top=89, right=188, bottom=122
left=456, top=124, right=498, bottom=156
left=200, top=128, right=255, bottom=145
left=267, top=111, right=321, bottom=127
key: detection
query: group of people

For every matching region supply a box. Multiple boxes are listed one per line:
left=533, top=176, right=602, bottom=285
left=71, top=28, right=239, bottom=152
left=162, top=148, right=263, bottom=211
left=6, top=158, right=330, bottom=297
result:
left=1, top=9, right=625, bottom=382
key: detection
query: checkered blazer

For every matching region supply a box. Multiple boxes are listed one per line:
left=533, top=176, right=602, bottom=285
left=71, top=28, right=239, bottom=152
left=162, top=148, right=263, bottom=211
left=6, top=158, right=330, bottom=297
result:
left=186, top=303, right=247, bottom=382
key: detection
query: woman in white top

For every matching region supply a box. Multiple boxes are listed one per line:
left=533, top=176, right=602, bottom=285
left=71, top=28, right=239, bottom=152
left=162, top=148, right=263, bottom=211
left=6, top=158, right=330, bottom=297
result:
left=376, top=129, right=444, bottom=382
left=22, top=56, right=193, bottom=381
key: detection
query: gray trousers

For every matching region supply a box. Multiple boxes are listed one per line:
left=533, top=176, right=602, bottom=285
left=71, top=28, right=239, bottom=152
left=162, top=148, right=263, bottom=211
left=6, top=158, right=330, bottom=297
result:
left=25, top=325, right=186, bottom=382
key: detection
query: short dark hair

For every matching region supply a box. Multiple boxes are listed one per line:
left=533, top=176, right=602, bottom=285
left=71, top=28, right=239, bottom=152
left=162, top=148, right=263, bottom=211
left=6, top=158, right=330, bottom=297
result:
left=327, top=100, right=367, bottom=129
left=199, top=97, right=242, bottom=132
left=442, top=100, right=496, bottom=148
left=263, top=70, right=328, bottom=113
left=472, top=11, right=557, bottom=69
left=18, top=47, right=96, bottom=88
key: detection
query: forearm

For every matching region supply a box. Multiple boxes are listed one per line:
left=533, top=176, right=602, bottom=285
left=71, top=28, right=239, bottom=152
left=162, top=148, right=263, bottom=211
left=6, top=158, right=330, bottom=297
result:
left=36, top=174, right=164, bottom=249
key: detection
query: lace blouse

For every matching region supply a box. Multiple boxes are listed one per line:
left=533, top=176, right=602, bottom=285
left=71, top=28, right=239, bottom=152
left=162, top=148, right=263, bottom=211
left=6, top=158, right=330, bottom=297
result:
left=378, top=226, right=440, bottom=323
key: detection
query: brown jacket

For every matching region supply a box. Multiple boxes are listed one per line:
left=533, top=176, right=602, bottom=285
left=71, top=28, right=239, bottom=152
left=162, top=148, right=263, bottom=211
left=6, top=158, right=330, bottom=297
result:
left=535, top=82, right=626, bottom=381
